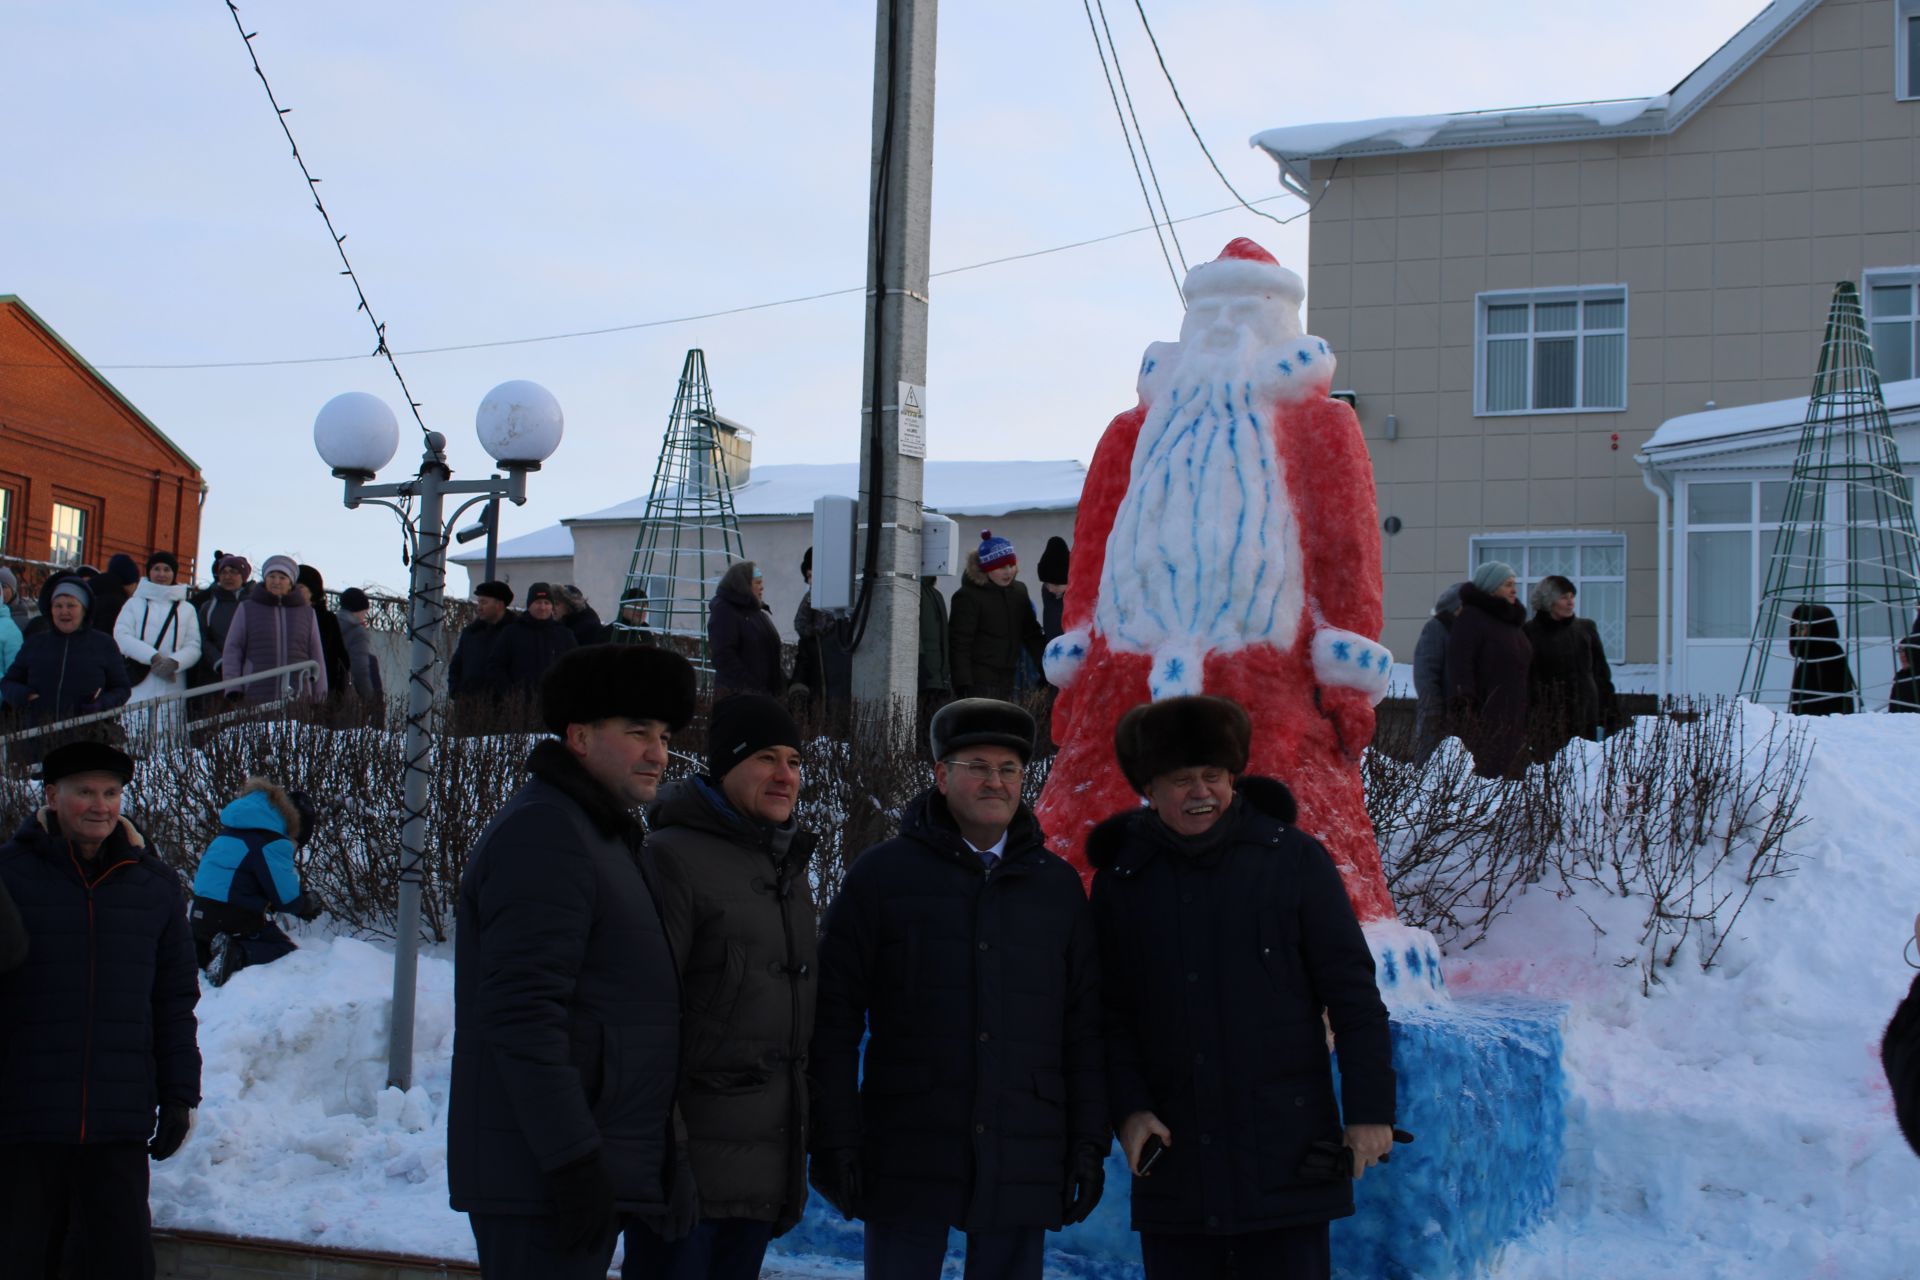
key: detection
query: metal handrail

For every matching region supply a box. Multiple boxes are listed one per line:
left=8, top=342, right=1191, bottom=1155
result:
left=0, top=659, right=324, bottom=748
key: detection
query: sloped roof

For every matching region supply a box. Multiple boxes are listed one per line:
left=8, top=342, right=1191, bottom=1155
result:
left=1641, top=376, right=1920, bottom=466
left=0, top=295, right=202, bottom=473
left=448, top=521, right=574, bottom=565
left=568, top=459, right=1087, bottom=523
left=1252, top=0, right=1818, bottom=192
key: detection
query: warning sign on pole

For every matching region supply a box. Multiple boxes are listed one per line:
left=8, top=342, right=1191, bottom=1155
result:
left=898, top=381, right=927, bottom=459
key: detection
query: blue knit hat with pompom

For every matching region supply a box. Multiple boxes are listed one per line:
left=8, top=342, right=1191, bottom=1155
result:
left=977, top=530, right=1016, bottom=570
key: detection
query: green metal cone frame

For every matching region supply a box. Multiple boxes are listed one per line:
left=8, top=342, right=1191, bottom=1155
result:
left=615, top=349, right=746, bottom=684
left=1741, top=281, right=1920, bottom=711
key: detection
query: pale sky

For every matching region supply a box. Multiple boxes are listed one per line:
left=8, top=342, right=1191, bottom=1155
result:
left=5, top=0, right=1764, bottom=596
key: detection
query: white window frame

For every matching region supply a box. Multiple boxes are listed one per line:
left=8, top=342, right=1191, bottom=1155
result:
left=1467, top=531, right=1629, bottom=660
left=1473, top=286, right=1629, bottom=417
left=1863, top=267, right=1920, bottom=384
left=49, top=502, right=87, bottom=567
left=1898, top=0, right=1920, bottom=102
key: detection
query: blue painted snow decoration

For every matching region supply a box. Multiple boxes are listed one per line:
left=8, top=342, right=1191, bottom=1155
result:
left=769, top=997, right=1566, bottom=1279
left=1279, top=359, right=1294, bottom=374
left=1332, top=639, right=1353, bottom=661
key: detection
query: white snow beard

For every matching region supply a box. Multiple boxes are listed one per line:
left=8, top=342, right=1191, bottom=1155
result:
left=1095, top=335, right=1329, bottom=695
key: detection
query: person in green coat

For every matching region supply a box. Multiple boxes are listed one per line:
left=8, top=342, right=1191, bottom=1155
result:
left=948, top=532, right=1046, bottom=702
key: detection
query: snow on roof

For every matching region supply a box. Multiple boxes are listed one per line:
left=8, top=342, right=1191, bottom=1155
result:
left=448, top=521, right=573, bottom=565
left=568, top=459, right=1087, bottom=523
left=1642, top=377, right=1920, bottom=459
left=1252, top=0, right=1816, bottom=177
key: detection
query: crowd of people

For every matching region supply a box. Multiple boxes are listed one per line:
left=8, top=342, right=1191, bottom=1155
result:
left=446, top=645, right=1397, bottom=1279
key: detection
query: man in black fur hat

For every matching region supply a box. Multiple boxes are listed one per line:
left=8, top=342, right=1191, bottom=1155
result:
left=1086, top=694, right=1395, bottom=1280
left=810, top=698, right=1107, bottom=1280
left=448, top=644, right=700, bottom=1276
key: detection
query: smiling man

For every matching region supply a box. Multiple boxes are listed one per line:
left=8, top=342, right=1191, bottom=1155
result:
left=810, top=698, right=1107, bottom=1280
left=1087, top=695, right=1396, bottom=1280
left=628, top=693, right=818, bottom=1280
left=448, top=643, right=698, bottom=1277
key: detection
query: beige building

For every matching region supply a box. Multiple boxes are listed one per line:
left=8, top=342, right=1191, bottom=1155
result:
left=1257, top=0, right=1920, bottom=695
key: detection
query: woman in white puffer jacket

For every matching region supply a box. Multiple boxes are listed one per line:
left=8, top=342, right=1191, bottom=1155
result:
left=114, top=552, right=203, bottom=726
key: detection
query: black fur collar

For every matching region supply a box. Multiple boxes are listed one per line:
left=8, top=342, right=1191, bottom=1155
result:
left=1085, top=774, right=1296, bottom=870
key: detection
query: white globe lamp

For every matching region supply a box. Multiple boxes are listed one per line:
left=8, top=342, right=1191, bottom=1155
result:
left=475, top=380, right=563, bottom=469
left=314, top=391, right=400, bottom=479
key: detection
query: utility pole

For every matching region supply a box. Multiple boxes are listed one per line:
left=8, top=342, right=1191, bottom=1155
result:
left=852, top=0, right=936, bottom=712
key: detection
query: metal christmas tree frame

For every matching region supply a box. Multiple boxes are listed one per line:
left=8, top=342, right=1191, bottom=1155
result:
left=1740, top=281, right=1920, bottom=711
left=616, top=349, right=747, bottom=682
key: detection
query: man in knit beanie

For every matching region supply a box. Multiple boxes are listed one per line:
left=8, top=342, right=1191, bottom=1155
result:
left=1036, top=536, right=1071, bottom=642
left=628, top=693, right=818, bottom=1274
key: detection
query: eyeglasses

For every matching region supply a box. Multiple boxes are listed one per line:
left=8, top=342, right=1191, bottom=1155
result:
left=944, top=758, right=1024, bottom=783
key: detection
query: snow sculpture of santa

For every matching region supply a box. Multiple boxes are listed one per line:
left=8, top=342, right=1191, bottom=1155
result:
left=1037, top=237, right=1396, bottom=924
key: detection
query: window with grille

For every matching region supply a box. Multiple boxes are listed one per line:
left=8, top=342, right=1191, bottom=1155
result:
left=1469, top=533, right=1628, bottom=660
left=1476, top=288, right=1628, bottom=415
left=1864, top=269, right=1920, bottom=383
left=49, top=503, right=87, bottom=567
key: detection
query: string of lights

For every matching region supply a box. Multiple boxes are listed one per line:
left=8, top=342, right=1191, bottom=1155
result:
left=224, top=0, right=430, bottom=436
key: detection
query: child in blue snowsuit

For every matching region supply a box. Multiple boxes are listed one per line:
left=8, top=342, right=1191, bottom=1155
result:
left=189, top=778, right=324, bottom=986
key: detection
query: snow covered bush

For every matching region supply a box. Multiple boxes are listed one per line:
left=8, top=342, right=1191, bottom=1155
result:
left=1370, top=698, right=1811, bottom=991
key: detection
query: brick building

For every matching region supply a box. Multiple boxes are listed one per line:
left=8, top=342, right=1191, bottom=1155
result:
left=0, top=296, right=204, bottom=581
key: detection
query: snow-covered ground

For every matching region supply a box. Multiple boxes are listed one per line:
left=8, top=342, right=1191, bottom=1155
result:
left=151, top=706, right=1920, bottom=1277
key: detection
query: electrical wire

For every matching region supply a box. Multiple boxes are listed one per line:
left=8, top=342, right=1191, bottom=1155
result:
left=1091, top=0, right=1186, bottom=272
left=1080, top=0, right=1185, bottom=302
left=1129, top=0, right=1303, bottom=229
left=223, top=0, right=431, bottom=434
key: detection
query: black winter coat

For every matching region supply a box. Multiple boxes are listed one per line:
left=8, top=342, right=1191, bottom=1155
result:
left=448, top=740, right=680, bottom=1216
left=1447, top=584, right=1533, bottom=778
left=709, top=564, right=784, bottom=699
left=1523, top=613, right=1614, bottom=758
left=1886, top=974, right=1920, bottom=1156
left=561, top=606, right=610, bottom=647
left=0, top=876, right=25, bottom=974
left=919, top=579, right=951, bottom=693
left=1088, top=778, right=1394, bottom=1235
left=0, top=810, right=200, bottom=1144
left=1788, top=603, right=1857, bottom=716
left=811, top=792, right=1106, bottom=1230
left=499, top=614, right=578, bottom=692
left=312, top=603, right=351, bottom=703
left=85, top=571, right=131, bottom=636
left=642, top=778, right=818, bottom=1232
left=191, top=582, right=249, bottom=682
left=447, top=617, right=512, bottom=703
left=0, top=625, right=133, bottom=726
left=948, top=559, right=1046, bottom=700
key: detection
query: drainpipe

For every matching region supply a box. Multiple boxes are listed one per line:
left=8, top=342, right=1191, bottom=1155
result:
left=1638, top=457, right=1671, bottom=701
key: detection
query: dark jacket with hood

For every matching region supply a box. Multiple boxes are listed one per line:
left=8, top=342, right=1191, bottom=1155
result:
left=559, top=600, right=611, bottom=647
left=1788, top=603, right=1857, bottom=716
left=500, top=612, right=578, bottom=693
left=708, top=562, right=783, bottom=699
left=1088, top=777, right=1394, bottom=1235
left=189, top=780, right=318, bottom=937
left=641, top=777, right=818, bottom=1233
left=1886, top=974, right=1920, bottom=1156
left=919, top=578, right=952, bottom=693
left=810, top=791, right=1106, bottom=1230
left=300, top=576, right=351, bottom=701
left=448, top=739, right=681, bottom=1216
left=1524, top=601, right=1615, bottom=758
left=0, top=620, right=133, bottom=726
left=0, top=808, right=201, bottom=1144
left=1446, top=583, right=1533, bottom=778
left=191, top=580, right=250, bottom=683
left=85, top=567, right=134, bottom=636
left=948, top=553, right=1047, bottom=701
left=223, top=583, right=328, bottom=704
left=1411, top=584, right=1462, bottom=761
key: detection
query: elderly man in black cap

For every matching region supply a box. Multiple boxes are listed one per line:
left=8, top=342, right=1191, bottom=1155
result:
left=625, top=692, right=817, bottom=1279
left=1086, top=695, right=1395, bottom=1280
left=448, top=581, right=517, bottom=726
left=0, top=739, right=201, bottom=1278
left=810, top=698, right=1107, bottom=1280
left=449, top=643, right=700, bottom=1277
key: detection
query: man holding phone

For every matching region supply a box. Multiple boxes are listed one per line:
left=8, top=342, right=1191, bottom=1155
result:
left=810, top=699, right=1108, bottom=1279
left=1087, top=695, right=1396, bottom=1279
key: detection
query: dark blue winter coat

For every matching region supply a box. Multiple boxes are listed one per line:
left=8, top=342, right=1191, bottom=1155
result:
left=708, top=563, right=784, bottom=699
left=448, top=739, right=681, bottom=1217
left=810, top=791, right=1107, bottom=1230
left=189, top=786, right=315, bottom=935
left=0, top=624, right=133, bottom=726
left=0, top=809, right=201, bottom=1144
left=1088, top=777, right=1395, bottom=1235
left=499, top=614, right=578, bottom=693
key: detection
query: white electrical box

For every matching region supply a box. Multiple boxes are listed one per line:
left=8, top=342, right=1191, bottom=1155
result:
left=811, top=495, right=858, bottom=611
left=921, top=512, right=960, bottom=578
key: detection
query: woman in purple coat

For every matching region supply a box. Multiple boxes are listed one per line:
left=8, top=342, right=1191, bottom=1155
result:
left=1445, top=560, right=1533, bottom=779
left=222, top=554, right=328, bottom=705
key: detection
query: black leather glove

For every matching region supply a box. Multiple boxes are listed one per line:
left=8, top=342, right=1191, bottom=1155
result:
left=640, top=1138, right=699, bottom=1242
left=809, top=1147, right=864, bottom=1221
left=547, top=1152, right=616, bottom=1252
left=1062, top=1140, right=1105, bottom=1225
left=149, top=1104, right=192, bottom=1161
left=294, top=892, right=326, bottom=922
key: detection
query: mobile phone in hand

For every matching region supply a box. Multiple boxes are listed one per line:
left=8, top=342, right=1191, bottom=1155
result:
left=1137, top=1134, right=1166, bottom=1176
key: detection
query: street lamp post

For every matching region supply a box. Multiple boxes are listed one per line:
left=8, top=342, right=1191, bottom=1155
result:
left=313, top=380, right=564, bottom=1091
